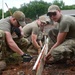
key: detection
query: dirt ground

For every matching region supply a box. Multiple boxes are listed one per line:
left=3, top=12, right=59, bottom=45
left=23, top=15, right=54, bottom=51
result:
left=1, top=54, right=75, bottom=75
left=43, top=58, right=75, bottom=75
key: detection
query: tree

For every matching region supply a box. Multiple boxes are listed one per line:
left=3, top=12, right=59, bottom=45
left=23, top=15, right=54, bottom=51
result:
left=20, top=0, right=51, bottom=20
left=0, top=9, right=2, bottom=19
left=52, top=0, right=65, bottom=9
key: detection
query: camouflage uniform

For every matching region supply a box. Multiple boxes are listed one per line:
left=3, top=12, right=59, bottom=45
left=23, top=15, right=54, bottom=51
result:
left=48, top=15, right=75, bottom=61
left=0, top=11, right=27, bottom=71
left=0, top=16, right=28, bottom=57
left=0, top=30, right=6, bottom=59
left=22, top=21, right=43, bottom=54
left=22, top=21, right=43, bottom=43
left=0, top=30, right=7, bottom=71
left=0, top=17, right=13, bottom=59
left=0, top=30, right=20, bottom=59
left=13, top=37, right=30, bottom=52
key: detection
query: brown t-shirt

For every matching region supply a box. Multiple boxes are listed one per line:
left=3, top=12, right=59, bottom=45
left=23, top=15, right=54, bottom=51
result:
left=58, top=15, right=75, bottom=38
left=0, top=17, right=11, bottom=32
left=22, top=21, right=43, bottom=41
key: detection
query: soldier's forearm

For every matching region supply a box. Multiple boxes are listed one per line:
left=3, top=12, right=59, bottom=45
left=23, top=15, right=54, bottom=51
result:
left=32, top=41, right=40, bottom=49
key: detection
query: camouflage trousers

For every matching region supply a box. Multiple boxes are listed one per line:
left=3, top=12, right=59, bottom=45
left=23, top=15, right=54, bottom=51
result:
left=0, top=30, right=30, bottom=59
left=14, top=37, right=38, bottom=54
left=0, top=30, right=6, bottom=59
left=0, top=29, right=37, bottom=59
left=48, top=28, right=75, bottom=61
left=13, top=37, right=30, bottom=51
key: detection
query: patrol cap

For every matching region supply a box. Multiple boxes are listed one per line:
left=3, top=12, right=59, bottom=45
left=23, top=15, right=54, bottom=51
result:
left=39, top=16, right=47, bottom=24
left=13, top=11, right=26, bottom=27
left=47, top=5, right=60, bottom=16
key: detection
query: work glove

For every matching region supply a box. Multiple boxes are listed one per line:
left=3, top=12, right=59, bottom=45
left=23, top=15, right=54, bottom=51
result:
left=38, top=46, right=43, bottom=54
left=21, top=54, right=33, bottom=62
left=38, top=48, right=41, bottom=54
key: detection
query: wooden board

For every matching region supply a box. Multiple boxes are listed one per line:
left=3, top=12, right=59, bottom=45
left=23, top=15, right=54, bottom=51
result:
left=32, top=38, right=48, bottom=75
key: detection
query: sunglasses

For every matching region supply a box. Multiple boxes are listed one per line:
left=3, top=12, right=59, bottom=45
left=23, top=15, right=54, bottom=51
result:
left=41, top=22, right=46, bottom=25
left=47, top=12, right=57, bottom=17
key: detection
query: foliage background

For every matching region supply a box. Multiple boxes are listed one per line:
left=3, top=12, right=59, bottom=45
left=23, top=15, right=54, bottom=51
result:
left=0, top=0, right=75, bottom=20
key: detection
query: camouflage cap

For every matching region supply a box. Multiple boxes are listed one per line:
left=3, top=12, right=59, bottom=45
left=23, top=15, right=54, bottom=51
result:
left=47, top=5, right=60, bottom=15
left=39, top=16, right=47, bottom=24
left=13, top=11, right=26, bottom=27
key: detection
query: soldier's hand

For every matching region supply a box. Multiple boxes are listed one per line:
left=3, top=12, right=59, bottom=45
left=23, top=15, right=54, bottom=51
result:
left=44, top=54, right=51, bottom=63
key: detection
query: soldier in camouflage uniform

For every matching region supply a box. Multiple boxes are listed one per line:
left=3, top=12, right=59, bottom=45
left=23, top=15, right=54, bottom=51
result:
left=44, top=5, right=75, bottom=64
left=22, top=16, right=49, bottom=54
left=0, top=11, right=33, bottom=71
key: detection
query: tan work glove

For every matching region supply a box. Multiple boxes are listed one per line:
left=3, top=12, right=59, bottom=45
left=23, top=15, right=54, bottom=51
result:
left=38, top=48, right=41, bottom=54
